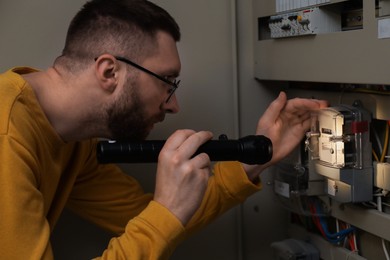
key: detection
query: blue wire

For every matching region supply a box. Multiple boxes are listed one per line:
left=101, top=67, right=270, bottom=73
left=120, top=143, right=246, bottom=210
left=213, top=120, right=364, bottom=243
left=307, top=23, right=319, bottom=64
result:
left=315, top=201, right=355, bottom=244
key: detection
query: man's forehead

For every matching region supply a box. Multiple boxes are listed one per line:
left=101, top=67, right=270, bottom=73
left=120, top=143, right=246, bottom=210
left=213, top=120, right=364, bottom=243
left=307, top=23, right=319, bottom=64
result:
left=143, top=32, right=181, bottom=74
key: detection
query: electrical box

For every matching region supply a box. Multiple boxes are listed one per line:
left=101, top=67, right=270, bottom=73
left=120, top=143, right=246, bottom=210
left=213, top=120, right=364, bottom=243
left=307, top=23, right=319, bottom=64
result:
left=306, top=101, right=373, bottom=203
left=268, top=7, right=340, bottom=38
left=273, top=143, right=327, bottom=216
left=275, top=0, right=330, bottom=13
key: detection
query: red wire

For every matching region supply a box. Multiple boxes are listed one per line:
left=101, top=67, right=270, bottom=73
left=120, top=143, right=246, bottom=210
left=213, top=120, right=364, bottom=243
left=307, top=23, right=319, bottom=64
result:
left=309, top=204, right=357, bottom=251
left=340, top=221, right=356, bottom=251
left=349, top=234, right=356, bottom=251
left=309, top=202, right=326, bottom=237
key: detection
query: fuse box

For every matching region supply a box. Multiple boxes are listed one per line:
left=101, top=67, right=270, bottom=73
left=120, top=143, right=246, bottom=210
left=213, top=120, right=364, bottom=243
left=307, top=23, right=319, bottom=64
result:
left=268, top=7, right=340, bottom=38
left=306, top=101, right=373, bottom=203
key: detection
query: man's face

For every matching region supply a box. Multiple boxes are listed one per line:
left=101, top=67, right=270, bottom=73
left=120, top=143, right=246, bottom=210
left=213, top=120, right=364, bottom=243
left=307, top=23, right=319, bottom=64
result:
left=106, top=77, right=157, bottom=140
left=106, top=31, right=181, bottom=140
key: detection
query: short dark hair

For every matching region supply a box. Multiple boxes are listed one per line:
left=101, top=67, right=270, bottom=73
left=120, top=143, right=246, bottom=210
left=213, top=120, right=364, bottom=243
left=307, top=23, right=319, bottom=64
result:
left=56, top=0, right=180, bottom=70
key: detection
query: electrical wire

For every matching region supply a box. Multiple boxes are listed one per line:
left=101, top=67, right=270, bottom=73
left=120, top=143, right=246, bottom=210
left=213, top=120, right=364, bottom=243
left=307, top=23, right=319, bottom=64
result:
left=349, top=88, right=390, bottom=96
left=380, top=123, right=389, bottom=163
left=348, top=223, right=357, bottom=252
left=377, top=195, right=390, bottom=260
left=308, top=202, right=326, bottom=237
left=373, top=149, right=380, bottom=162
left=310, top=201, right=356, bottom=244
left=318, top=216, right=355, bottom=244
left=372, top=124, right=384, bottom=158
left=339, top=221, right=357, bottom=252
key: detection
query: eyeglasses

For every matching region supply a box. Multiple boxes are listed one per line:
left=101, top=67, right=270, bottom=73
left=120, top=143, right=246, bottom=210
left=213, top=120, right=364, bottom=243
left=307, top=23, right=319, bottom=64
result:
left=114, top=56, right=180, bottom=103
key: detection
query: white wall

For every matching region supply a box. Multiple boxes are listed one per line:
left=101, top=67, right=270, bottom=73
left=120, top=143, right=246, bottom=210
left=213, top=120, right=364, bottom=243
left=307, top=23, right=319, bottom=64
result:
left=0, top=0, right=285, bottom=259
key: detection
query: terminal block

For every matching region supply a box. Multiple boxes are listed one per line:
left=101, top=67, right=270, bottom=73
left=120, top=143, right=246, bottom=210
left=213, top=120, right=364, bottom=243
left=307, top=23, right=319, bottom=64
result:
left=306, top=101, right=373, bottom=203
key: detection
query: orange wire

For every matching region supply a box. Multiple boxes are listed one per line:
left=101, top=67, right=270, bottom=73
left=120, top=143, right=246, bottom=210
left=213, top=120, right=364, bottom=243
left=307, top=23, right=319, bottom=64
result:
left=380, top=123, right=389, bottom=162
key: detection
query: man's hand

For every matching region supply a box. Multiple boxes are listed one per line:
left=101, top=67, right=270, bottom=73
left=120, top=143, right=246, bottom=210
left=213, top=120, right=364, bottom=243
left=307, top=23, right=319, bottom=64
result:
left=244, top=92, right=328, bottom=181
left=154, top=129, right=213, bottom=225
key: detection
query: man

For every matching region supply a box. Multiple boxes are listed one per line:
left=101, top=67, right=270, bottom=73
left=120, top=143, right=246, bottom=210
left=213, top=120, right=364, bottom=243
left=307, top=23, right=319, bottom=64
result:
left=0, top=0, right=328, bottom=259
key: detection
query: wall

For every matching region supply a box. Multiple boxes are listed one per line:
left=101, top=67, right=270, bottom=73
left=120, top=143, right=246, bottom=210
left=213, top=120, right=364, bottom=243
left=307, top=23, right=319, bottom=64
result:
left=235, top=1, right=291, bottom=260
left=0, top=1, right=80, bottom=71
left=1, top=0, right=281, bottom=259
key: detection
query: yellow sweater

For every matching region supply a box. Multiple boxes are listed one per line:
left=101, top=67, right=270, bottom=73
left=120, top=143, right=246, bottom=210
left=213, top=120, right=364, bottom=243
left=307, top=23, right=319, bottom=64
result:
left=0, top=67, right=261, bottom=260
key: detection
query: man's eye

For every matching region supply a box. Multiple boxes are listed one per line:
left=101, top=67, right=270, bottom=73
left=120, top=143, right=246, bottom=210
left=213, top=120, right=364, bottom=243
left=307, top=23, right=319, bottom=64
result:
left=164, top=76, right=176, bottom=82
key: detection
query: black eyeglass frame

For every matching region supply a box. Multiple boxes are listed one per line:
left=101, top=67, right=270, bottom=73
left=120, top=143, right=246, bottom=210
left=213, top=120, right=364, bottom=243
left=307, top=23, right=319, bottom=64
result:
left=114, top=56, right=180, bottom=103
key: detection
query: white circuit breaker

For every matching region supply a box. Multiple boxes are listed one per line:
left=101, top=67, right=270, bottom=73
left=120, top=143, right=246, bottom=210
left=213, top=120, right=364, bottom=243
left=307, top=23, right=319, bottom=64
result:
left=306, top=101, right=373, bottom=203
left=268, top=7, right=340, bottom=38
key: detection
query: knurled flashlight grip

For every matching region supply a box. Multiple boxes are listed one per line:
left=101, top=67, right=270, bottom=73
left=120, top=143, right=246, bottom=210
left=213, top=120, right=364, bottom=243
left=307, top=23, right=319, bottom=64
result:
left=97, top=135, right=272, bottom=165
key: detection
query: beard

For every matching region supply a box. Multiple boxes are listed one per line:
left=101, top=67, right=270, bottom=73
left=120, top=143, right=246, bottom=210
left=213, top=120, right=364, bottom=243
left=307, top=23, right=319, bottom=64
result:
left=106, top=82, right=156, bottom=141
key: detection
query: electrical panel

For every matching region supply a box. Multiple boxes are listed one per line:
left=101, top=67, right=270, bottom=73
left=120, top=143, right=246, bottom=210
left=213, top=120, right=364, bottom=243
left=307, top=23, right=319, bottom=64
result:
left=274, top=100, right=374, bottom=204
left=305, top=101, right=373, bottom=203
left=275, top=0, right=330, bottom=13
left=273, top=143, right=328, bottom=216
left=268, top=7, right=340, bottom=38
left=255, top=0, right=390, bottom=259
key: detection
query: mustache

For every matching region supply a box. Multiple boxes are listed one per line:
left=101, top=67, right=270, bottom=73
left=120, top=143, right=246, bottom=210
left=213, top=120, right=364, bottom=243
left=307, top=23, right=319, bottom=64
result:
left=156, top=113, right=165, bottom=123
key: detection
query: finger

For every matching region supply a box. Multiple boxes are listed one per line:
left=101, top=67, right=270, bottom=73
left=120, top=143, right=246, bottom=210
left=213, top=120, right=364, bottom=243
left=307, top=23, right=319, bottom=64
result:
left=284, top=98, right=328, bottom=114
left=177, top=131, right=213, bottom=159
left=191, top=152, right=211, bottom=169
left=163, top=129, right=196, bottom=151
left=259, top=91, right=288, bottom=125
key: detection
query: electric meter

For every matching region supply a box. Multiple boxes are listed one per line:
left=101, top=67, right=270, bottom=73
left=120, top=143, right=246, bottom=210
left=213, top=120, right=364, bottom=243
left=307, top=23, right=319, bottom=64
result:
left=306, top=101, right=372, bottom=202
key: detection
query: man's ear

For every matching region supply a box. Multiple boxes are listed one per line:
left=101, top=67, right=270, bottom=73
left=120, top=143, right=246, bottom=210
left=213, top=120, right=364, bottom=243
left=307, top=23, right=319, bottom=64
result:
left=94, top=54, right=119, bottom=93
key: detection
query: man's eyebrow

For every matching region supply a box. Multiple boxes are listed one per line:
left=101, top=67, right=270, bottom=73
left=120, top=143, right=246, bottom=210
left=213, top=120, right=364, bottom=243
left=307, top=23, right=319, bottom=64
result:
left=165, top=69, right=180, bottom=78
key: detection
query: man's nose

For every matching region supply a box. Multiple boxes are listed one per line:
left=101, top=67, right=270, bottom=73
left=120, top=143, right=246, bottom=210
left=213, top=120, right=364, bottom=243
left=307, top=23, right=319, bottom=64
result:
left=163, top=94, right=180, bottom=114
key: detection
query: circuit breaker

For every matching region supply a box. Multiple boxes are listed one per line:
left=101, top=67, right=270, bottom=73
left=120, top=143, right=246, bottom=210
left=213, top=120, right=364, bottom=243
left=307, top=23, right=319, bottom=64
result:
left=268, top=7, right=340, bottom=38
left=306, top=101, right=373, bottom=203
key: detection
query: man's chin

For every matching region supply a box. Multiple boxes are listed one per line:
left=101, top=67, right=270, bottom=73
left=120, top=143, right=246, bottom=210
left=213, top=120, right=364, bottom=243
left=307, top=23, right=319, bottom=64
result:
left=110, top=131, right=149, bottom=141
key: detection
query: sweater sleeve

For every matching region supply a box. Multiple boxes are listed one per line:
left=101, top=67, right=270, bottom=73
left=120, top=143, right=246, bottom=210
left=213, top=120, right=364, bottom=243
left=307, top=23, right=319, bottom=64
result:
left=72, top=160, right=260, bottom=260
left=67, top=144, right=187, bottom=260
left=68, top=164, right=187, bottom=260
left=0, top=137, right=53, bottom=260
left=96, top=201, right=185, bottom=259
left=184, top=161, right=262, bottom=236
